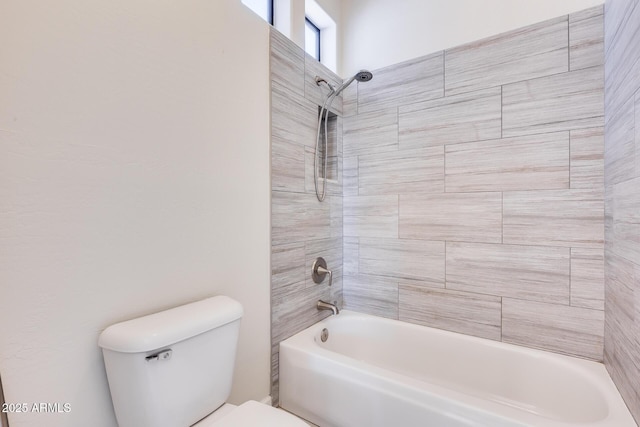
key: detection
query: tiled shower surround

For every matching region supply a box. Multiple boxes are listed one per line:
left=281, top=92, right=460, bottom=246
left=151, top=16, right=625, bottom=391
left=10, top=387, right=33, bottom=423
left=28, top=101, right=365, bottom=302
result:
left=270, top=29, right=344, bottom=405
left=342, top=6, right=606, bottom=362
left=270, top=5, right=609, bottom=408
left=603, top=0, right=640, bottom=421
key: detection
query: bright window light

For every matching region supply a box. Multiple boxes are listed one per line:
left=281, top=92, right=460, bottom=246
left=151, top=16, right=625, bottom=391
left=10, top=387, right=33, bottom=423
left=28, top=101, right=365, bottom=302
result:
left=305, top=17, right=321, bottom=61
left=304, top=0, right=337, bottom=72
left=241, top=0, right=273, bottom=24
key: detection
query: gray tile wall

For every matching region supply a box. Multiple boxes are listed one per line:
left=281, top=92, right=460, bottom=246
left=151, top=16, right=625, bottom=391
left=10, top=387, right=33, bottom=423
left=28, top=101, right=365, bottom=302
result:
left=343, top=7, right=605, bottom=362
left=603, top=0, right=640, bottom=422
left=270, top=29, right=344, bottom=405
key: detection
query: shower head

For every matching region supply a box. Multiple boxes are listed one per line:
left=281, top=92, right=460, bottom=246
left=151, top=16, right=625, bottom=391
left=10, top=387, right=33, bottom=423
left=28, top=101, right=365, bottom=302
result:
left=334, top=69, right=374, bottom=95
left=355, top=70, right=373, bottom=82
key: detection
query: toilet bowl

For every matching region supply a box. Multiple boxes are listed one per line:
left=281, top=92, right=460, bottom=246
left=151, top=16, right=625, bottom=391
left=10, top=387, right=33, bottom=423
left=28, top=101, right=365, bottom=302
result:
left=98, top=296, right=306, bottom=427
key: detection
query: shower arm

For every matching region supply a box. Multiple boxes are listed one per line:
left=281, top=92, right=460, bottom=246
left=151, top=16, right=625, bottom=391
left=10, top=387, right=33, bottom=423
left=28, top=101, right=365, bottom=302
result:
left=314, top=77, right=336, bottom=95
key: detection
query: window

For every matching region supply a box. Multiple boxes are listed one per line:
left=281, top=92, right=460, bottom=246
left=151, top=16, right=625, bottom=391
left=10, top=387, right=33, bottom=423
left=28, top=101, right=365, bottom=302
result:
left=304, top=0, right=337, bottom=72
left=305, top=17, right=321, bottom=61
left=241, top=0, right=274, bottom=25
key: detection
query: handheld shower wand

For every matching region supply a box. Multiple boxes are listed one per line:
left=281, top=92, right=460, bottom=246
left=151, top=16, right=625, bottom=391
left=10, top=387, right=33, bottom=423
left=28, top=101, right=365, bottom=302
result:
left=314, top=70, right=373, bottom=202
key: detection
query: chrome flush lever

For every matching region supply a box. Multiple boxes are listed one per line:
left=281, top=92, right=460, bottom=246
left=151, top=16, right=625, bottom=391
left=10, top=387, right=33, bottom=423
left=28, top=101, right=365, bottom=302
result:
left=145, top=349, right=172, bottom=363
left=312, top=257, right=332, bottom=287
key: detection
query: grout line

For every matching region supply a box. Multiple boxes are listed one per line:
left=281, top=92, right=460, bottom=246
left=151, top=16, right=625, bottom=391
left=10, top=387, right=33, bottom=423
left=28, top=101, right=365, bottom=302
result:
left=501, top=192, right=504, bottom=243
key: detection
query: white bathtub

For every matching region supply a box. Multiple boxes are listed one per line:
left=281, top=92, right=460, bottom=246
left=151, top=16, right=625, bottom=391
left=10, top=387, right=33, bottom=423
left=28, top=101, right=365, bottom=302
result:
left=279, top=310, right=636, bottom=427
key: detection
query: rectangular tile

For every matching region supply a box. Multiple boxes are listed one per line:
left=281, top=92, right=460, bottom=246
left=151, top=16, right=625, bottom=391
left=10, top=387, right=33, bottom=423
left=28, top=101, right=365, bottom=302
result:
left=399, top=193, right=502, bottom=243
left=604, top=330, right=640, bottom=424
left=604, top=183, right=613, bottom=250
left=569, top=6, right=604, bottom=71
left=604, top=97, right=635, bottom=186
left=359, top=147, right=444, bottom=195
left=503, top=189, right=604, bottom=247
left=343, top=212, right=398, bottom=239
left=344, top=195, right=398, bottom=238
left=343, top=237, right=359, bottom=275
left=607, top=177, right=640, bottom=265
left=342, top=83, right=357, bottom=117
left=272, top=191, right=331, bottom=245
left=605, top=50, right=640, bottom=128
left=343, top=156, right=358, bottom=197
left=329, top=279, right=344, bottom=311
left=603, top=252, right=638, bottom=392
left=359, top=238, right=445, bottom=287
left=336, top=113, right=344, bottom=158
left=271, top=279, right=306, bottom=321
left=399, top=285, right=502, bottom=341
left=272, top=242, right=305, bottom=290
left=270, top=28, right=304, bottom=98
left=343, top=274, right=398, bottom=319
left=445, top=132, right=569, bottom=192
left=571, top=247, right=604, bottom=310
left=272, top=82, right=318, bottom=149
left=570, top=4, right=605, bottom=22
left=272, top=139, right=305, bottom=192
left=637, top=92, right=640, bottom=178
left=399, top=87, right=502, bottom=149
left=503, top=298, right=604, bottom=360
left=604, top=251, right=636, bottom=340
left=604, top=0, right=637, bottom=55
left=272, top=281, right=331, bottom=343
left=604, top=0, right=640, bottom=121
left=502, top=66, right=604, bottom=137
left=446, top=242, right=570, bottom=303
left=328, top=194, right=343, bottom=240
left=343, top=109, right=398, bottom=157
left=358, top=52, right=444, bottom=113
left=445, top=17, right=568, bottom=95
left=344, top=194, right=399, bottom=217
left=635, top=91, right=640, bottom=177
left=570, top=127, right=604, bottom=190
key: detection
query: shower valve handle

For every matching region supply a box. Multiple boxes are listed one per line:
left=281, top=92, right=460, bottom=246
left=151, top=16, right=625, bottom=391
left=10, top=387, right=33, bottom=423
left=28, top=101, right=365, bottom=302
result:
left=312, top=257, right=333, bottom=287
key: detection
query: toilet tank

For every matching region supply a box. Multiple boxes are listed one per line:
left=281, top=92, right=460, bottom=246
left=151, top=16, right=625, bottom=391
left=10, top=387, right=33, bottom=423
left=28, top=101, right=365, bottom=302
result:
left=98, top=296, right=243, bottom=427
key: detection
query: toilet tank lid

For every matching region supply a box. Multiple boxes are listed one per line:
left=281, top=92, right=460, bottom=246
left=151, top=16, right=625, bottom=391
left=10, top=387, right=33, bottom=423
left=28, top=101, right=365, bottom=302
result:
left=98, top=296, right=243, bottom=353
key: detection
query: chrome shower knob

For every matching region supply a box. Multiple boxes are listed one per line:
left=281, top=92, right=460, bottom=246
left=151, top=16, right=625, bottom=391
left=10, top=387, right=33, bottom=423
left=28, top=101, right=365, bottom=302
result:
left=312, top=257, right=333, bottom=287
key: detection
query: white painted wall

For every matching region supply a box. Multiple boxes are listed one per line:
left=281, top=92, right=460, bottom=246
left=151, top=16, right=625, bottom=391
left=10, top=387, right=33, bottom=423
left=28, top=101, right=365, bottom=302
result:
left=0, top=0, right=271, bottom=426
left=341, top=0, right=604, bottom=76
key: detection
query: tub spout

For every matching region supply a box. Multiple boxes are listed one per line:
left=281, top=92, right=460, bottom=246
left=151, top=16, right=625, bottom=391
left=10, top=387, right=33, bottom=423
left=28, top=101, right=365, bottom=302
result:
left=317, top=300, right=339, bottom=315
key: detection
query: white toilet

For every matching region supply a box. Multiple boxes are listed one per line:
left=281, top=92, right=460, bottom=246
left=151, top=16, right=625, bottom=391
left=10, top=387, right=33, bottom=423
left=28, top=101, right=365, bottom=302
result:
left=98, top=296, right=307, bottom=427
